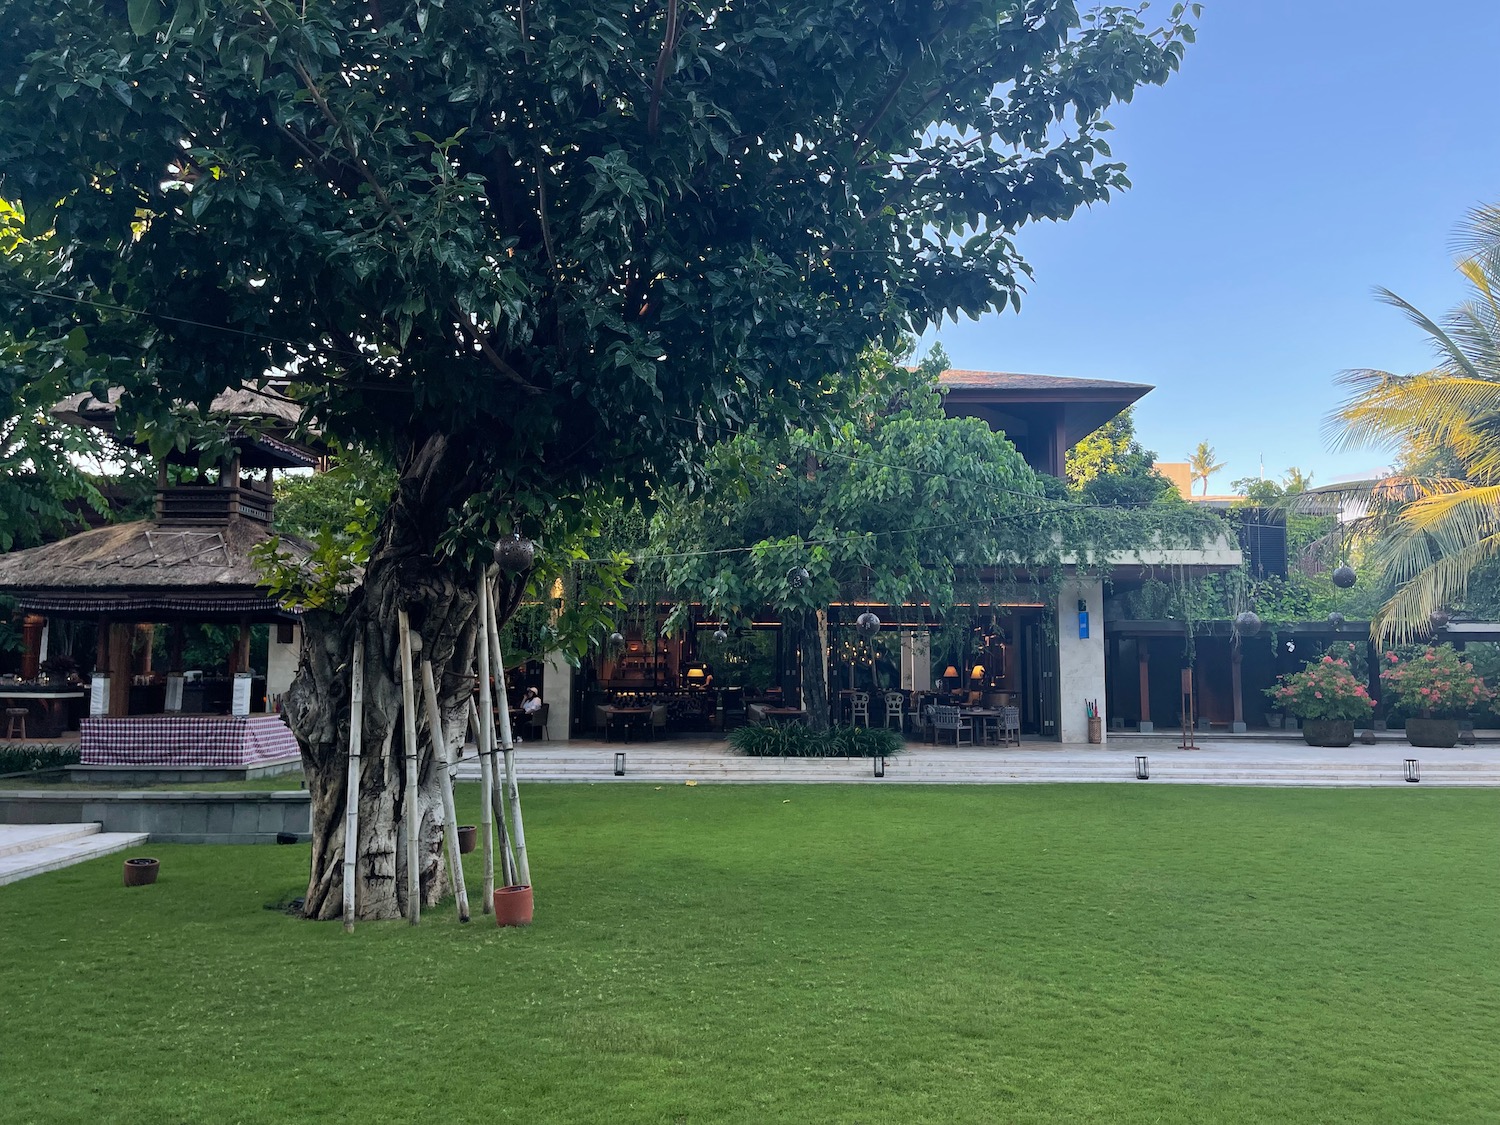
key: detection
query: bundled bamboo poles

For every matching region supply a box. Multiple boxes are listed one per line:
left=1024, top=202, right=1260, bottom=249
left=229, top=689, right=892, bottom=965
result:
left=342, top=626, right=365, bottom=934
left=421, top=657, right=470, bottom=923
left=396, top=608, right=421, bottom=925
left=473, top=578, right=499, bottom=910
left=485, top=578, right=531, bottom=888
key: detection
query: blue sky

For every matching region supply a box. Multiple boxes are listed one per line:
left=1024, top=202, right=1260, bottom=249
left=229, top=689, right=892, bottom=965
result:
left=921, top=0, right=1500, bottom=489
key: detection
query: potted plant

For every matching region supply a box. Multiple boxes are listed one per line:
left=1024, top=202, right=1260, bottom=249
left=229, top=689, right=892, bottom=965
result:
left=1265, top=653, right=1375, bottom=747
left=1380, top=646, right=1493, bottom=748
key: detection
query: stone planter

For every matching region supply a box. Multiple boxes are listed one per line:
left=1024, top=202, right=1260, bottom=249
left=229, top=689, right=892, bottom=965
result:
left=122, top=857, right=159, bottom=886
left=1301, top=719, right=1355, bottom=747
left=1404, top=717, right=1460, bottom=748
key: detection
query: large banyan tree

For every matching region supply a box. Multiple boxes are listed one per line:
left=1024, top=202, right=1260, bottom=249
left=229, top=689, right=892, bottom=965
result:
left=0, top=0, right=1195, bottom=919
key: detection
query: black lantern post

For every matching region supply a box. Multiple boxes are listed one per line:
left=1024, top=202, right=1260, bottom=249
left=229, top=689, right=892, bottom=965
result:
left=615, top=752, right=626, bottom=777
left=873, top=754, right=885, bottom=778
left=1404, top=758, right=1420, bottom=783
left=1135, top=755, right=1149, bottom=780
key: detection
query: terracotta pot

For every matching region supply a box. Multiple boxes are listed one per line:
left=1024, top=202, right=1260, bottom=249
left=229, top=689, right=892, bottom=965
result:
left=493, top=884, right=533, bottom=927
left=1405, top=718, right=1460, bottom=748
left=1301, top=720, right=1355, bottom=747
left=456, top=825, right=478, bottom=854
left=122, top=857, right=159, bottom=887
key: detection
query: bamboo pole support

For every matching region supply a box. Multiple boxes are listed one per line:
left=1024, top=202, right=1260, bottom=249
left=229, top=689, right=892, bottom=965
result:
left=342, top=626, right=365, bottom=933
left=422, top=657, right=470, bottom=924
left=486, top=579, right=532, bottom=888
left=396, top=608, right=422, bottom=925
left=474, top=578, right=498, bottom=911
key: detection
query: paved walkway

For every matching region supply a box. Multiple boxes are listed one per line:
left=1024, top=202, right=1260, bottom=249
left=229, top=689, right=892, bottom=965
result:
left=455, top=734, right=1500, bottom=787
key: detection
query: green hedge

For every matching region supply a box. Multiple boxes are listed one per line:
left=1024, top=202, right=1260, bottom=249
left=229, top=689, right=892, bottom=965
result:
left=728, top=723, right=902, bottom=758
left=0, top=743, right=82, bottom=776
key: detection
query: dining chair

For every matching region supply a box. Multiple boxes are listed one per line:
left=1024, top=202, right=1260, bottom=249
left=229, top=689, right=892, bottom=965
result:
left=850, top=691, right=871, bottom=727
left=883, top=691, right=904, bottom=731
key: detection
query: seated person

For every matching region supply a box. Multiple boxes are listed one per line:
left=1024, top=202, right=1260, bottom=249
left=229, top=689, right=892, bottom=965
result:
left=522, top=686, right=542, bottom=716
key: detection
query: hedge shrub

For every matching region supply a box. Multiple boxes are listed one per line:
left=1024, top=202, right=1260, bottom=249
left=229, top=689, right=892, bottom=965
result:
left=728, top=723, right=901, bottom=758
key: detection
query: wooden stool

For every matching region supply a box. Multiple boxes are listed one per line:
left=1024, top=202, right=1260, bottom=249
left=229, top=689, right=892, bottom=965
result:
left=4, top=707, right=27, bottom=739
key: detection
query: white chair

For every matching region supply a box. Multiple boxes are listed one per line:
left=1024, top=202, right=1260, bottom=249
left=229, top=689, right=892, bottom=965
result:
left=850, top=691, right=871, bottom=727
left=1001, top=706, right=1021, bottom=747
left=883, top=691, right=904, bottom=731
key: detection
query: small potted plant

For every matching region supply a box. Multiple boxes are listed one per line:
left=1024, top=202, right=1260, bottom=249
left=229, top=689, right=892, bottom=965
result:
left=1380, top=646, right=1493, bottom=748
left=1265, top=653, right=1375, bottom=747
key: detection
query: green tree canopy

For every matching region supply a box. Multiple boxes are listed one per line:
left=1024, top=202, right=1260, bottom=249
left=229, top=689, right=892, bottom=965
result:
left=1065, top=406, right=1179, bottom=508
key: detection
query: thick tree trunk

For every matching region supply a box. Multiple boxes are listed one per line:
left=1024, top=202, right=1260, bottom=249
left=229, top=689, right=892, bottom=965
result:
left=281, top=433, right=509, bottom=921
left=793, top=608, right=830, bottom=732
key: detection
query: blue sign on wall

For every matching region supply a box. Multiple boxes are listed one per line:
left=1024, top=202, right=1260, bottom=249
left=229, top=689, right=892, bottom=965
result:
left=1078, top=611, right=1090, bottom=639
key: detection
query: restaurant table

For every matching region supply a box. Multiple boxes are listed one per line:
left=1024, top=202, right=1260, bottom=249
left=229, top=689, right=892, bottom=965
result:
left=0, top=689, right=87, bottom=738
left=603, top=705, right=651, bottom=742
left=960, top=707, right=1005, bottom=746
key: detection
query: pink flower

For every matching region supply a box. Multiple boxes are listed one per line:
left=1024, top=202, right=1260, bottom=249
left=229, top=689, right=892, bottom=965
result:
left=1315, top=691, right=1323, bottom=699
left=1387, top=652, right=1399, bottom=663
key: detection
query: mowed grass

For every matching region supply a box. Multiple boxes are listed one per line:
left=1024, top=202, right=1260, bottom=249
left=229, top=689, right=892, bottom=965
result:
left=2, top=783, right=1498, bottom=1125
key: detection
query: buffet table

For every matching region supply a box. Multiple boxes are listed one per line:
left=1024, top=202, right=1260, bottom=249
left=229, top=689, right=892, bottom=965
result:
left=80, top=714, right=300, bottom=767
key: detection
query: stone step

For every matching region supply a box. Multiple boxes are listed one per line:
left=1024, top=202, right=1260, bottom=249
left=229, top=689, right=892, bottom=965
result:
left=0, top=830, right=150, bottom=887
left=0, top=822, right=101, bottom=858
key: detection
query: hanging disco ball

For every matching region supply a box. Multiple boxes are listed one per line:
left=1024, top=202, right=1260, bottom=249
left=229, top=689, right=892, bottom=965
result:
left=1429, top=609, right=1450, bottom=631
left=1233, top=610, right=1262, bottom=636
left=712, top=628, right=729, bottom=644
left=1331, top=565, right=1357, bottom=589
left=856, top=611, right=881, bottom=638
left=492, top=532, right=536, bottom=574
left=787, top=566, right=810, bottom=589
left=607, top=631, right=625, bottom=647
left=1327, top=611, right=1346, bottom=630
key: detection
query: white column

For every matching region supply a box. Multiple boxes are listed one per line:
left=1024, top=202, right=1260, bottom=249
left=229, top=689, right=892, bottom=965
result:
left=544, top=648, right=573, bottom=741
left=266, top=623, right=301, bottom=709
left=901, top=630, right=932, bottom=691
left=1056, top=576, right=1107, bottom=744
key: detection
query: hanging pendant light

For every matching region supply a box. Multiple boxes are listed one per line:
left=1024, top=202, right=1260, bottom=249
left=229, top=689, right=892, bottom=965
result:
left=856, top=611, right=881, bottom=638
left=1327, top=611, right=1345, bottom=630
left=712, top=628, right=729, bottom=644
left=1332, top=565, right=1356, bottom=589
left=787, top=566, right=810, bottom=589
left=1234, top=610, right=1262, bottom=636
left=493, top=531, right=536, bottom=574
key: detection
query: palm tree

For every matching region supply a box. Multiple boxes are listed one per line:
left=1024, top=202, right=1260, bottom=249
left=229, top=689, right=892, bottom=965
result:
left=1328, top=204, right=1500, bottom=641
left=1187, top=440, right=1226, bottom=496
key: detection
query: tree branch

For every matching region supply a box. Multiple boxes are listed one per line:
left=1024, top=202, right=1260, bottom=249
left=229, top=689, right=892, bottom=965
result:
left=646, top=0, right=680, bottom=138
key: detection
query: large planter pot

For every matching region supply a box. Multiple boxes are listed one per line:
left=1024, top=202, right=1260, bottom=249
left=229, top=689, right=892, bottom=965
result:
left=1301, top=720, right=1355, bottom=747
left=493, top=884, right=534, bottom=927
left=1405, top=717, right=1460, bottom=748
left=122, top=857, right=159, bottom=887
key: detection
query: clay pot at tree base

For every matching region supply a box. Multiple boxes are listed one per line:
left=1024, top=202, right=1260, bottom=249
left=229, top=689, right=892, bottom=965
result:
left=493, top=884, right=533, bottom=927
left=1301, top=720, right=1355, bottom=747
left=1405, top=718, right=1460, bottom=748
left=122, top=857, right=159, bottom=887
left=456, top=825, right=477, bottom=854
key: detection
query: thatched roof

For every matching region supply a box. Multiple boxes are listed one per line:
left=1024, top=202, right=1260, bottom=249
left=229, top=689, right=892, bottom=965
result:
left=0, top=518, right=308, bottom=621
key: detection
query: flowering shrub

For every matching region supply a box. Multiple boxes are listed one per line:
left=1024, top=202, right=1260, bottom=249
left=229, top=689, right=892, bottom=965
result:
left=1380, top=645, right=1494, bottom=719
left=1266, top=654, right=1376, bottom=721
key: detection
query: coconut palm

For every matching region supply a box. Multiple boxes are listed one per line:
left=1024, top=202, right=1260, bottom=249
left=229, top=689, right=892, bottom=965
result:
left=1187, top=440, right=1226, bottom=495
left=1328, top=204, right=1500, bottom=641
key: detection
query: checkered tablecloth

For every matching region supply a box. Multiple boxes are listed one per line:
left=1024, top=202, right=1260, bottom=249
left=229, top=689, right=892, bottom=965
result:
left=81, top=714, right=301, bottom=766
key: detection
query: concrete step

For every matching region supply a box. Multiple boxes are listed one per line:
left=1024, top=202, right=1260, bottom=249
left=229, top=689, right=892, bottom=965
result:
left=0, top=830, right=150, bottom=887
left=0, top=822, right=100, bottom=858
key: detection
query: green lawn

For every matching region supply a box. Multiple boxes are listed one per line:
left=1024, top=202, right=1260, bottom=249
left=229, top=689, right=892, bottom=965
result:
left=2, top=783, right=1497, bottom=1125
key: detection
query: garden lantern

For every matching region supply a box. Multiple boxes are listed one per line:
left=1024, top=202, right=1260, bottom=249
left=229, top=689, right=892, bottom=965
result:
left=1135, top=755, right=1149, bottom=780
left=873, top=755, right=885, bottom=778
left=1404, top=758, right=1420, bottom=784
left=1332, top=565, right=1357, bottom=589
left=1234, top=610, right=1261, bottom=636
left=787, top=565, right=810, bottom=589
left=492, top=532, right=536, bottom=574
left=856, top=610, right=881, bottom=638
left=615, top=752, right=626, bottom=777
